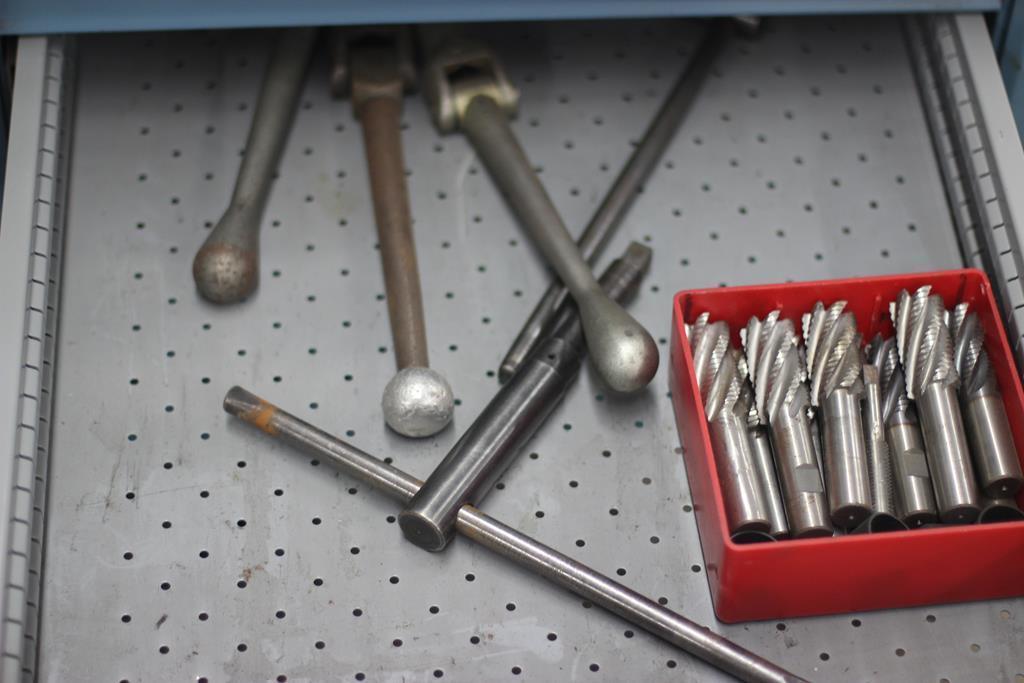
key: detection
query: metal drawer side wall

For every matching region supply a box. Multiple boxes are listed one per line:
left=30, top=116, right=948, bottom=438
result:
left=0, top=36, right=72, bottom=682
left=912, top=13, right=1024, bottom=373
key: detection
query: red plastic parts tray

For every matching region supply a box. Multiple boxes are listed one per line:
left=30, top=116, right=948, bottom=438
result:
left=670, top=269, right=1024, bottom=623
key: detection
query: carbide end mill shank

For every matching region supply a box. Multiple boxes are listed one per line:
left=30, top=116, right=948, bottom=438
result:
left=743, top=312, right=831, bottom=538
left=892, top=287, right=979, bottom=523
left=803, top=302, right=871, bottom=529
left=948, top=303, right=1023, bottom=498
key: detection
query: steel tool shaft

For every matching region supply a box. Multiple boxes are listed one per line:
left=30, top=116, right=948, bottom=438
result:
left=744, top=312, right=832, bottom=538
left=803, top=302, right=872, bottom=529
left=949, top=304, right=1023, bottom=498
left=893, top=287, right=980, bottom=523
left=688, top=315, right=771, bottom=535
left=737, top=353, right=789, bottom=538
left=858, top=361, right=907, bottom=532
left=498, top=23, right=721, bottom=382
left=342, top=31, right=454, bottom=438
left=423, top=39, right=658, bottom=393
left=193, top=27, right=317, bottom=304
left=977, top=495, right=1024, bottom=523
left=401, top=243, right=650, bottom=551
left=223, top=387, right=805, bottom=683
left=868, top=334, right=938, bottom=527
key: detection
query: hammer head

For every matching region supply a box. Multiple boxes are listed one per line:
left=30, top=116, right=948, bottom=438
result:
left=329, top=26, right=416, bottom=99
left=421, top=37, right=518, bottom=133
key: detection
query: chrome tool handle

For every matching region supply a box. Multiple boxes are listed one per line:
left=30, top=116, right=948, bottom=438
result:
left=459, top=94, right=659, bottom=393
left=193, top=27, right=316, bottom=303
left=498, top=21, right=722, bottom=381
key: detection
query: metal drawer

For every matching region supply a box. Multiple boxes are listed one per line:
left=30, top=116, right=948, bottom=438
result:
left=1, top=13, right=1022, bottom=682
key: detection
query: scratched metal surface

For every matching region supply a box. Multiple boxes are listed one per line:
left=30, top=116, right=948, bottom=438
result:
left=38, top=16, right=1024, bottom=683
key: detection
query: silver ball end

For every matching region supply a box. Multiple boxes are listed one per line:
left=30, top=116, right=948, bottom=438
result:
left=382, top=367, right=454, bottom=438
left=193, top=241, right=258, bottom=304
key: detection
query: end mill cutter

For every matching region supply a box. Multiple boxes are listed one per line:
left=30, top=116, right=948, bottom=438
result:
left=400, top=243, right=651, bottom=552
left=688, top=315, right=771, bottom=535
left=192, top=27, right=317, bottom=304
left=892, top=287, right=980, bottom=523
left=421, top=37, right=659, bottom=393
left=737, top=355, right=790, bottom=539
left=856, top=360, right=908, bottom=533
left=743, top=312, right=832, bottom=538
left=803, top=302, right=872, bottom=529
left=867, top=334, right=938, bottom=528
left=948, top=303, right=1024, bottom=498
left=335, top=29, right=454, bottom=438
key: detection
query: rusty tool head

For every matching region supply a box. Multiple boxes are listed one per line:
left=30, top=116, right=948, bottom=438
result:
left=333, top=26, right=417, bottom=100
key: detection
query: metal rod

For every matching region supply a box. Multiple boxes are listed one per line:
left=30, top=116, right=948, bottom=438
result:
left=223, top=387, right=806, bottom=683
left=192, top=27, right=317, bottom=304
left=347, top=35, right=454, bottom=438
left=458, top=93, right=658, bottom=394
left=497, top=22, right=721, bottom=382
left=400, top=243, right=651, bottom=551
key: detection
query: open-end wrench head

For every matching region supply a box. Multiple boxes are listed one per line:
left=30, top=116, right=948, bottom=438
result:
left=329, top=26, right=415, bottom=98
left=422, top=38, right=518, bottom=133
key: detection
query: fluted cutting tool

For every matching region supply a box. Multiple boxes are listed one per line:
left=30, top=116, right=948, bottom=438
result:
left=689, top=315, right=771, bottom=536
left=744, top=312, right=832, bottom=538
left=948, top=303, right=1024, bottom=498
left=892, top=287, right=979, bottom=523
left=737, top=356, right=790, bottom=538
left=857, top=350, right=909, bottom=533
left=803, top=302, right=872, bottom=529
left=867, top=334, right=938, bottom=527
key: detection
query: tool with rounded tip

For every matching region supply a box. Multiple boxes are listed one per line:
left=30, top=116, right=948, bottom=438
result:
left=803, top=301, right=872, bottom=529
left=868, top=334, right=938, bottom=528
left=400, top=243, right=651, bottom=552
left=193, top=27, right=317, bottom=304
left=738, top=357, right=790, bottom=539
left=498, top=22, right=722, bottom=383
left=948, top=303, right=1023, bottom=498
left=743, top=312, right=832, bottom=539
left=892, top=287, right=979, bottom=523
left=223, top=387, right=805, bottom=683
left=977, top=495, right=1024, bottom=523
left=687, top=314, right=771, bottom=536
left=422, top=38, right=658, bottom=393
left=334, top=29, right=454, bottom=438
